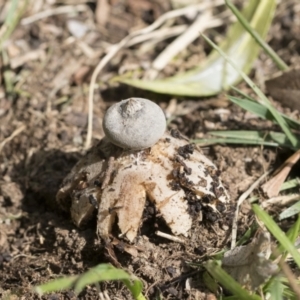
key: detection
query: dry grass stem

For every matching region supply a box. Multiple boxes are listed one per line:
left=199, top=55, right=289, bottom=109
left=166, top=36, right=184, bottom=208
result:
left=274, top=247, right=300, bottom=298
left=21, top=4, right=87, bottom=25
left=95, top=0, right=110, bottom=26
left=261, top=193, right=300, bottom=209
left=99, top=290, right=111, bottom=300
left=126, top=25, right=187, bottom=48
left=10, top=48, right=46, bottom=69
left=145, top=11, right=229, bottom=80
left=0, top=124, right=26, bottom=154
left=231, top=171, right=271, bottom=249
left=155, top=231, right=185, bottom=243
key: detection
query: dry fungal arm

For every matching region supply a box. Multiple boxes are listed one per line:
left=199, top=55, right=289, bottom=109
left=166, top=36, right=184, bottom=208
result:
left=98, top=166, right=147, bottom=242
left=56, top=141, right=108, bottom=225
left=144, top=140, right=193, bottom=236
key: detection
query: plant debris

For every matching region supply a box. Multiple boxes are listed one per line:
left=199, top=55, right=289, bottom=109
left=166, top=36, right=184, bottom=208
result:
left=222, top=231, right=278, bottom=291
left=57, top=131, right=230, bottom=243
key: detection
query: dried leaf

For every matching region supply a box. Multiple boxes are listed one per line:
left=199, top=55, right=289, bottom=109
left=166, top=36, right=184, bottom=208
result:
left=279, top=201, right=300, bottom=220
left=95, top=0, right=110, bottom=26
left=222, top=231, right=277, bottom=291
left=262, top=149, right=300, bottom=198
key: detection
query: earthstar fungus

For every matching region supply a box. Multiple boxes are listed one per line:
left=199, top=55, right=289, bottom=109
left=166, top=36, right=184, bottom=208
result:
left=56, top=98, right=230, bottom=243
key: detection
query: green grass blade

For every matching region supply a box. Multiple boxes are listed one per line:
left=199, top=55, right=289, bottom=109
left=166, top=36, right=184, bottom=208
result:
left=193, top=130, right=300, bottom=149
left=117, top=0, right=276, bottom=96
left=252, top=205, right=300, bottom=268
left=231, top=87, right=300, bottom=129
left=193, top=137, right=283, bottom=148
left=228, top=95, right=271, bottom=119
left=209, top=130, right=268, bottom=141
left=279, top=202, right=300, bottom=221
left=203, top=271, right=219, bottom=294
left=265, top=275, right=286, bottom=300
left=280, top=178, right=300, bottom=191
left=2, top=50, right=15, bottom=96
left=204, top=260, right=261, bottom=300
left=74, top=264, right=144, bottom=299
left=4, top=0, right=19, bottom=26
left=269, top=132, right=299, bottom=148
left=35, top=264, right=145, bottom=300
left=277, top=214, right=300, bottom=256
left=231, top=86, right=257, bottom=101
left=236, top=223, right=258, bottom=246
left=202, top=34, right=297, bottom=147
left=0, top=0, right=29, bottom=51
left=228, top=96, right=300, bottom=129
left=265, top=276, right=298, bottom=300
left=35, top=276, right=78, bottom=295
left=122, top=279, right=144, bottom=300
left=225, top=0, right=288, bottom=71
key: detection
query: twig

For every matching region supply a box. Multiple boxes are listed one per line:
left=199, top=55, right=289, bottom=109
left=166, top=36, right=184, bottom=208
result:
left=155, top=231, right=184, bottom=243
left=84, top=0, right=225, bottom=149
left=126, top=25, right=187, bottom=48
left=231, top=171, right=271, bottom=249
left=0, top=124, right=26, bottom=154
left=261, top=193, right=300, bottom=209
left=11, top=253, right=37, bottom=261
left=21, top=5, right=87, bottom=25
left=145, top=11, right=228, bottom=80
left=99, top=290, right=111, bottom=300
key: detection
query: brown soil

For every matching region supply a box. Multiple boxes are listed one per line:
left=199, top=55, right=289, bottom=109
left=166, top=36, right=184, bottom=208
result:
left=0, top=1, right=300, bottom=299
